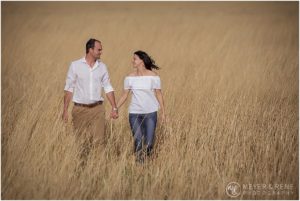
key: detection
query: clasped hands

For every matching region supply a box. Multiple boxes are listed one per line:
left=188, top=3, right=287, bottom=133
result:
left=110, top=108, right=119, bottom=119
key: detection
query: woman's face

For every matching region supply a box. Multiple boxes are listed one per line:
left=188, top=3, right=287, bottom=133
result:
left=132, top=54, right=144, bottom=68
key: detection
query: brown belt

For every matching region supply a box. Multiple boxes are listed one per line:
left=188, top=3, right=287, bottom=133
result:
left=74, top=101, right=103, bottom=108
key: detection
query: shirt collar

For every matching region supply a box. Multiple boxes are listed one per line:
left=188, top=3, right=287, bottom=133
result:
left=80, top=56, right=101, bottom=70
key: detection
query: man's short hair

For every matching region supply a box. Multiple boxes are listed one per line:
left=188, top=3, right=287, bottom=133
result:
left=86, top=38, right=101, bottom=53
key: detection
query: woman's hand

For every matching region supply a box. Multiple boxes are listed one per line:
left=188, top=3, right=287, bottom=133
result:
left=160, top=112, right=166, bottom=124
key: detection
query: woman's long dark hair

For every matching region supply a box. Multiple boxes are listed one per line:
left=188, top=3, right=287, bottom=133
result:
left=134, top=50, right=160, bottom=70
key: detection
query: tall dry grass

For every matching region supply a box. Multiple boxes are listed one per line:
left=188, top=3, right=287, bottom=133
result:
left=1, top=2, right=298, bottom=199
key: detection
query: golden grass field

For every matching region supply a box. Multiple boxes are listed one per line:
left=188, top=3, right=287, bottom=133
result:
left=1, top=1, right=299, bottom=199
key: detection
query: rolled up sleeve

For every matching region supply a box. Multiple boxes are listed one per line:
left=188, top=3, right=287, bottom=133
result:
left=64, top=62, right=76, bottom=93
left=101, top=64, right=114, bottom=93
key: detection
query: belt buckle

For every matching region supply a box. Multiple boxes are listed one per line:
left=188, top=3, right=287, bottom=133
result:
left=88, top=101, right=101, bottom=107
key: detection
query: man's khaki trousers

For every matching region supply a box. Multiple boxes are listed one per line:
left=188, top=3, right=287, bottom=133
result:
left=71, top=103, right=106, bottom=148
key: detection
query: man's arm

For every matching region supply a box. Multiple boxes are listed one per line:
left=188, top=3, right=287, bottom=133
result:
left=62, top=62, right=76, bottom=123
left=101, top=64, right=118, bottom=119
left=106, top=91, right=118, bottom=119
left=62, top=91, right=73, bottom=123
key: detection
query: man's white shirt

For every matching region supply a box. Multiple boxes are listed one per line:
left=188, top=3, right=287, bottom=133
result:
left=64, top=56, right=114, bottom=104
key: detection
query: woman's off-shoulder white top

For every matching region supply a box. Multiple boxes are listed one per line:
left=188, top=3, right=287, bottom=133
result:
left=124, top=76, right=161, bottom=114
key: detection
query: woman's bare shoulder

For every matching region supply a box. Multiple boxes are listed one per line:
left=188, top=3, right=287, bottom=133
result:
left=146, top=70, right=159, bottom=76
left=127, top=71, right=137, bottom=76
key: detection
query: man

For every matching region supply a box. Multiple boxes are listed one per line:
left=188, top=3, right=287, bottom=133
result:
left=62, top=38, right=118, bottom=149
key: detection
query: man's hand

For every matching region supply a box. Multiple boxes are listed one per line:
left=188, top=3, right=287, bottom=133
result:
left=62, top=110, right=68, bottom=123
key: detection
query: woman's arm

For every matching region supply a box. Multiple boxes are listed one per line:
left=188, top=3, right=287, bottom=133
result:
left=117, top=89, right=130, bottom=109
left=155, top=89, right=166, bottom=123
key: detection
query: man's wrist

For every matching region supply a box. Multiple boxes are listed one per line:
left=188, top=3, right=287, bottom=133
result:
left=112, top=107, right=118, bottom=111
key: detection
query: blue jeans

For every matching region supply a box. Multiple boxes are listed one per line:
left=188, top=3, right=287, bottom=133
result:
left=129, top=111, right=157, bottom=157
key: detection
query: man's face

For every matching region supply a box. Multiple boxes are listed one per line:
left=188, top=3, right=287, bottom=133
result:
left=90, top=41, right=102, bottom=59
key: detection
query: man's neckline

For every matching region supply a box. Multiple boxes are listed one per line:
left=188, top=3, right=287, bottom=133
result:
left=80, top=56, right=101, bottom=69
left=126, top=75, right=159, bottom=78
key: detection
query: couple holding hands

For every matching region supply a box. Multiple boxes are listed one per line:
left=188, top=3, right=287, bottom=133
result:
left=62, top=38, right=165, bottom=163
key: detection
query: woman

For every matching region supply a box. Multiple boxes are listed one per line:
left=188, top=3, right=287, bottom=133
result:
left=117, top=50, right=166, bottom=163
